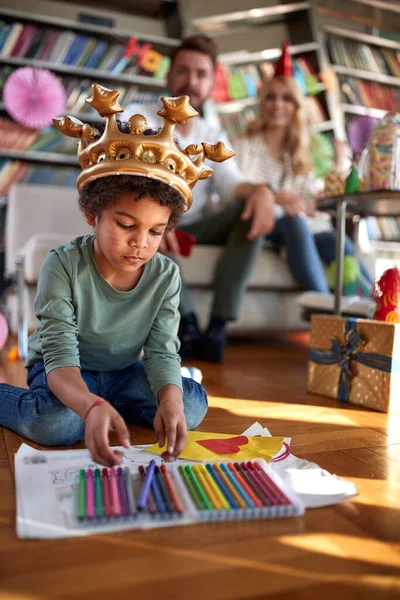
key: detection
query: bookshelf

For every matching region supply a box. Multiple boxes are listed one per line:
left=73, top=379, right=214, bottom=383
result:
left=191, top=2, right=339, bottom=141
left=0, top=5, right=180, bottom=193
left=320, top=0, right=400, bottom=256
left=322, top=18, right=400, bottom=127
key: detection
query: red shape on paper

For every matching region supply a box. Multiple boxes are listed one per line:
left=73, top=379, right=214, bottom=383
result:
left=197, top=435, right=249, bottom=455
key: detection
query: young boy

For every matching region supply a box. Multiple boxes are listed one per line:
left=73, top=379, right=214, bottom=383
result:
left=0, top=85, right=235, bottom=466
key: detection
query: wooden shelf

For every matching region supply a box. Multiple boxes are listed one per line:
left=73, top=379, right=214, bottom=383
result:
left=0, top=7, right=179, bottom=49
left=220, top=42, right=319, bottom=66
left=311, top=120, right=335, bottom=133
left=0, top=149, right=78, bottom=166
left=371, top=240, right=400, bottom=252
left=0, top=102, right=104, bottom=124
left=333, top=65, right=400, bottom=88
left=0, top=56, right=167, bottom=90
left=191, top=2, right=310, bottom=34
left=348, top=0, right=400, bottom=14
left=341, top=104, right=393, bottom=119
left=324, top=25, right=400, bottom=52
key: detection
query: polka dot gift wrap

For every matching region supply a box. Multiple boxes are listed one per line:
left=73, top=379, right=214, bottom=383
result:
left=307, top=315, right=400, bottom=413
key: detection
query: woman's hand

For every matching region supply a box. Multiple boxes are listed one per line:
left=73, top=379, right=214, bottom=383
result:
left=275, top=190, right=307, bottom=216
left=154, top=385, right=187, bottom=462
left=84, top=401, right=130, bottom=466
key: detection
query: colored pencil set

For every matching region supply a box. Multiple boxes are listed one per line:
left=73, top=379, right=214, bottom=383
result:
left=76, top=459, right=304, bottom=526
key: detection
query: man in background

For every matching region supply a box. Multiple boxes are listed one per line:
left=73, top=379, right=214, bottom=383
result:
left=127, top=35, right=275, bottom=363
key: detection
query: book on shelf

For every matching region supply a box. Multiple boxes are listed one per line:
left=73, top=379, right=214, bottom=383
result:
left=0, top=117, right=78, bottom=154
left=9, top=24, right=39, bottom=58
left=0, top=158, right=80, bottom=194
left=0, top=22, right=23, bottom=58
left=327, top=36, right=400, bottom=79
left=339, top=75, right=399, bottom=112
left=0, top=19, right=171, bottom=80
left=0, top=118, right=40, bottom=150
left=365, top=216, right=400, bottom=242
left=0, top=159, right=28, bottom=195
left=212, top=55, right=326, bottom=105
left=0, top=64, right=163, bottom=118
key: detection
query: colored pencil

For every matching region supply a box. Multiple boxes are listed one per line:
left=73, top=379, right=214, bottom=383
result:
left=254, top=462, right=291, bottom=505
left=102, top=468, right=112, bottom=517
left=160, top=465, right=183, bottom=513
left=214, top=464, right=247, bottom=509
left=178, top=466, right=203, bottom=510
left=94, top=468, right=104, bottom=518
left=117, top=467, right=130, bottom=516
left=229, top=463, right=263, bottom=508
left=192, top=465, right=220, bottom=510
left=238, top=462, right=271, bottom=506
left=185, top=465, right=213, bottom=510
left=137, top=459, right=156, bottom=511
left=244, top=462, right=278, bottom=505
left=155, top=466, right=175, bottom=513
left=206, top=464, right=238, bottom=509
left=86, top=469, right=95, bottom=519
left=220, top=463, right=254, bottom=508
left=124, top=467, right=136, bottom=516
left=78, top=469, right=86, bottom=520
left=198, top=464, right=229, bottom=510
left=138, top=465, right=157, bottom=513
left=150, top=469, right=167, bottom=514
left=109, top=467, right=122, bottom=516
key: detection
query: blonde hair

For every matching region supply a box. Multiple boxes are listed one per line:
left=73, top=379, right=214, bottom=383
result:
left=247, top=76, right=313, bottom=176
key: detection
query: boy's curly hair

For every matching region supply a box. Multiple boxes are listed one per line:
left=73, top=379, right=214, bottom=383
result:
left=78, top=121, right=186, bottom=230
left=78, top=175, right=185, bottom=231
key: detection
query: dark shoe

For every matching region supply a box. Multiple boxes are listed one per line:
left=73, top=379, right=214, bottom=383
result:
left=178, top=313, right=201, bottom=361
left=198, top=328, right=226, bottom=363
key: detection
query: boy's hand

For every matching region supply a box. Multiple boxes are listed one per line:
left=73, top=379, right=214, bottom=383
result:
left=84, top=401, right=130, bottom=466
left=154, top=385, right=187, bottom=462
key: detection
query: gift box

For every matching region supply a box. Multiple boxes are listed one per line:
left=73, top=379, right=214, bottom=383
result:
left=308, top=314, right=400, bottom=413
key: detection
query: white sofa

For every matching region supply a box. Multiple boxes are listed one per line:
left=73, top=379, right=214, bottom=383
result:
left=5, top=183, right=315, bottom=352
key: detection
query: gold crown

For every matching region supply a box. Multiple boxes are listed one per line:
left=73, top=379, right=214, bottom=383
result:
left=53, top=84, right=236, bottom=210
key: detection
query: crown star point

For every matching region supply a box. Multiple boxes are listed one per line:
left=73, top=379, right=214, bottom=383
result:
left=86, top=84, right=123, bottom=116
left=52, top=116, right=84, bottom=138
left=157, top=96, right=198, bottom=123
left=202, top=142, right=236, bottom=162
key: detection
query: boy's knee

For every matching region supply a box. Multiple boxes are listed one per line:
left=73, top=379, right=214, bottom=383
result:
left=183, top=380, right=208, bottom=430
left=23, top=406, right=84, bottom=446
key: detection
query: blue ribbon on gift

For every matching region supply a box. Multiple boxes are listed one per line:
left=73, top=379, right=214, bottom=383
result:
left=309, top=318, right=395, bottom=401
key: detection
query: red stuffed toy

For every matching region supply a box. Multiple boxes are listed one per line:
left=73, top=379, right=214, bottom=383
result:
left=373, top=266, right=400, bottom=323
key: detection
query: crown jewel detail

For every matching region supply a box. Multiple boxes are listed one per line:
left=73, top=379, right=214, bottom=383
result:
left=52, top=84, right=236, bottom=209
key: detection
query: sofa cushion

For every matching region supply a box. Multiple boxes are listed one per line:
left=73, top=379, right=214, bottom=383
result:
left=179, top=245, right=299, bottom=290
left=18, top=233, right=76, bottom=283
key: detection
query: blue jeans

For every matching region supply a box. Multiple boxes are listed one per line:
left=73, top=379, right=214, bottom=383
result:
left=267, top=216, right=373, bottom=293
left=0, top=361, right=208, bottom=446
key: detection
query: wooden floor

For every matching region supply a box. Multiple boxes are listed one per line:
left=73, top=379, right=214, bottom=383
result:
left=1, top=333, right=400, bottom=599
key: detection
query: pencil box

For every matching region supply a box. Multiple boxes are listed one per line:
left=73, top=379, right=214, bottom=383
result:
left=75, top=459, right=305, bottom=534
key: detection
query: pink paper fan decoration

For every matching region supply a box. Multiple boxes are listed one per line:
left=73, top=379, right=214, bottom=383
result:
left=3, top=67, right=66, bottom=129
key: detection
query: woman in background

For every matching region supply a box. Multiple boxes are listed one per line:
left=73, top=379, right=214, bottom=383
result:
left=233, top=75, right=373, bottom=295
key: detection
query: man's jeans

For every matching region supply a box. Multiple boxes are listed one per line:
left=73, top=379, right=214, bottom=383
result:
left=0, top=361, right=208, bottom=446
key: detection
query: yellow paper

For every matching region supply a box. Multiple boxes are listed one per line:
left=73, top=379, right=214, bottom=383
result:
left=147, top=431, right=285, bottom=462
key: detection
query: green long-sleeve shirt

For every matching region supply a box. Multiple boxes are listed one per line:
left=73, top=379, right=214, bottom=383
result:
left=26, top=235, right=182, bottom=398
